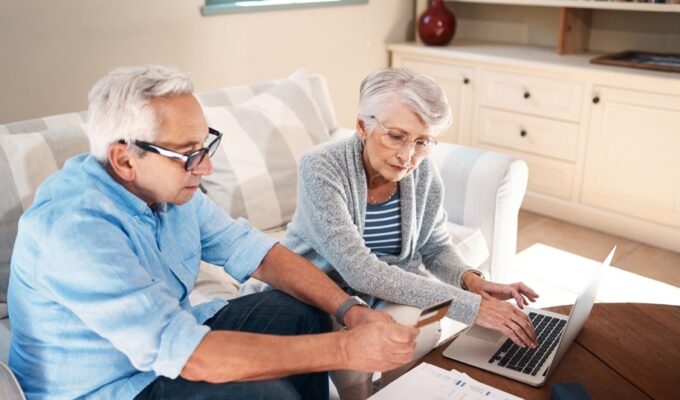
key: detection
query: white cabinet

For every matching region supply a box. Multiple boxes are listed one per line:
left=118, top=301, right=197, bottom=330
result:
left=582, top=87, right=680, bottom=228
left=389, top=42, right=680, bottom=252
left=391, top=54, right=474, bottom=145
left=474, top=67, right=583, bottom=201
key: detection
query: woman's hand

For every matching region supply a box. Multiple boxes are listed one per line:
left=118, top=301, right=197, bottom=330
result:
left=464, top=273, right=539, bottom=309
left=464, top=273, right=540, bottom=347
left=474, top=297, right=538, bottom=348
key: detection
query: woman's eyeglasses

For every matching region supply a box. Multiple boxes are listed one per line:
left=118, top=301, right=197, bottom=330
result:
left=370, top=116, right=437, bottom=157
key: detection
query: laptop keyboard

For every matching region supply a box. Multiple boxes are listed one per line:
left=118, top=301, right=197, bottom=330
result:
left=488, top=312, right=566, bottom=376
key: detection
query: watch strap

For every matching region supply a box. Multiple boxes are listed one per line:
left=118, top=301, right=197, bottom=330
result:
left=461, top=269, right=485, bottom=291
left=335, top=296, right=368, bottom=326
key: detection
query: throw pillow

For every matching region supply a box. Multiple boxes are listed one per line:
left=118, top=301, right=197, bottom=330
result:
left=197, top=72, right=337, bottom=134
left=0, top=126, right=89, bottom=316
left=0, top=111, right=87, bottom=135
left=201, top=69, right=330, bottom=231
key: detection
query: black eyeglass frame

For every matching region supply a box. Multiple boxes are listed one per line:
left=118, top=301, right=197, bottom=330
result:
left=121, top=127, right=223, bottom=171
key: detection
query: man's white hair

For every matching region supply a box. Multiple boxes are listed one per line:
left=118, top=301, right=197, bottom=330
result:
left=357, top=67, right=452, bottom=136
left=87, top=65, right=194, bottom=161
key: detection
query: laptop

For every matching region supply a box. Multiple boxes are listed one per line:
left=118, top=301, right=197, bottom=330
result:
left=442, top=246, right=616, bottom=387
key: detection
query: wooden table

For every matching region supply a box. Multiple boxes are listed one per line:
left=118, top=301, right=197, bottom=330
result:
left=420, top=303, right=680, bottom=400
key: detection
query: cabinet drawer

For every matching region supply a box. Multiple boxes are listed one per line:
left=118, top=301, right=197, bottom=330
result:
left=479, top=70, right=583, bottom=122
left=477, top=107, right=580, bottom=161
left=479, top=144, right=575, bottom=199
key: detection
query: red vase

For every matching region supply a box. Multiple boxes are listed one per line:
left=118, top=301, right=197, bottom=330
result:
left=418, top=0, right=456, bottom=46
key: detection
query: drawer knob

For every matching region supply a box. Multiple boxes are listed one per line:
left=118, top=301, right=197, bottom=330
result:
left=520, top=129, right=527, bottom=137
left=463, top=78, right=470, bottom=85
left=523, top=91, right=531, bottom=99
left=592, top=96, right=600, bottom=104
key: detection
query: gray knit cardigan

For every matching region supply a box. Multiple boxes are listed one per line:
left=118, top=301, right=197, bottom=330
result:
left=282, top=135, right=481, bottom=325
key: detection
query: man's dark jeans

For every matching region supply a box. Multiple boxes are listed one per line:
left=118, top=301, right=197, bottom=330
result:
left=134, top=290, right=332, bottom=400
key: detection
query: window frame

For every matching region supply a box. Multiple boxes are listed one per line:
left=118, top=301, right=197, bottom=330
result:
left=202, top=0, right=368, bottom=16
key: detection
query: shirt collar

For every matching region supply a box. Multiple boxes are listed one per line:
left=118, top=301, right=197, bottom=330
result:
left=81, top=154, right=168, bottom=217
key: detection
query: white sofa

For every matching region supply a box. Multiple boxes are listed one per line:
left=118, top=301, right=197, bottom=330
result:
left=0, top=70, right=527, bottom=398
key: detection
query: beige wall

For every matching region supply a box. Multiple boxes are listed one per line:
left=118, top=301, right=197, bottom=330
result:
left=0, top=0, right=414, bottom=126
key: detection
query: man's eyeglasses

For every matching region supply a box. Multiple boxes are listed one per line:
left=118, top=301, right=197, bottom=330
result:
left=370, top=116, right=437, bottom=157
left=122, top=128, right=223, bottom=171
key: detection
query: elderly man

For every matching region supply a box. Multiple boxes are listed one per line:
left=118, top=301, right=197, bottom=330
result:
left=7, top=65, right=418, bottom=400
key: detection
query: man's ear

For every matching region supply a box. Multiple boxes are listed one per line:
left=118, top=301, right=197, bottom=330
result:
left=107, top=143, right=137, bottom=182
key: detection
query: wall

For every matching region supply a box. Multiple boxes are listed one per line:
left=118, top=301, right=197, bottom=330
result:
left=0, top=0, right=414, bottom=127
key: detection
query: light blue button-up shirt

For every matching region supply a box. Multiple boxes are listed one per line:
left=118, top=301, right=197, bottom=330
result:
left=8, top=154, right=276, bottom=399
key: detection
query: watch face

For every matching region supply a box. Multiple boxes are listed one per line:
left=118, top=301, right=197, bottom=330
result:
left=353, top=296, right=368, bottom=307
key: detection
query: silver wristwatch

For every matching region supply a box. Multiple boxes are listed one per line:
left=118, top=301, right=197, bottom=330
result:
left=335, top=295, right=368, bottom=327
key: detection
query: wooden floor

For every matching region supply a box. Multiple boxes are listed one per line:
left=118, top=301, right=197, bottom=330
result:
left=518, top=209, right=680, bottom=288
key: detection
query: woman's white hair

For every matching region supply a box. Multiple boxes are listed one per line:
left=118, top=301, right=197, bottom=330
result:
left=357, top=67, right=452, bottom=135
left=87, top=65, right=194, bottom=161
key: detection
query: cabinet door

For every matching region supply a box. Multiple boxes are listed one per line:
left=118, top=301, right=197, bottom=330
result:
left=392, top=55, right=474, bottom=145
left=583, top=87, right=680, bottom=228
left=479, top=143, right=575, bottom=199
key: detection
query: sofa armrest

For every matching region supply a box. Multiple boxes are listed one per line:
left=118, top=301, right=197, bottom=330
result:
left=0, top=360, right=25, bottom=400
left=431, top=143, right=528, bottom=283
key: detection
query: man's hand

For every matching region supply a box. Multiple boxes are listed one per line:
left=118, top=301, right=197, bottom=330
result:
left=474, top=297, right=538, bottom=348
left=464, top=274, right=539, bottom=309
left=340, top=322, right=419, bottom=372
left=343, top=307, right=393, bottom=330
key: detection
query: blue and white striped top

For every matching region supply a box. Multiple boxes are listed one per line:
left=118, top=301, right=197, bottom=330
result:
left=363, top=190, right=402, bottom=256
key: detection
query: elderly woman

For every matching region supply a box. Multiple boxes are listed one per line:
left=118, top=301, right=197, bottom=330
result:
left=282, top=68, right=538, bottom=399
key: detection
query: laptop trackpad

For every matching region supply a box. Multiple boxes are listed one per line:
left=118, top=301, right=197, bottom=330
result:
left=467, top=325, right=503, bottom=342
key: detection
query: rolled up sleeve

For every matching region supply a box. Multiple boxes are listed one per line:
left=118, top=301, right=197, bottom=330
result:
left=194, top=192, right=277, bottom=283
left=154, top=311, right=210, bottom=378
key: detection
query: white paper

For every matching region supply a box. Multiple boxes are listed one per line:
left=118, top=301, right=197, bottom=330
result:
left=369, top=363, right=522, bottom=400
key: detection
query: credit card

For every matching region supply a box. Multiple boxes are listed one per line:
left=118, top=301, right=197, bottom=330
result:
left=415, top=298, right=452, bottom=328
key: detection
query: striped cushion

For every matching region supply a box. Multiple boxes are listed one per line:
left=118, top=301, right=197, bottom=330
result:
left=0, top=127, right=89, bottom=315
left=0, top=112, right=87, bottom=135
left=197, top=72, right=337, bottom=134
left=201, top=70, right=330, bottom=231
